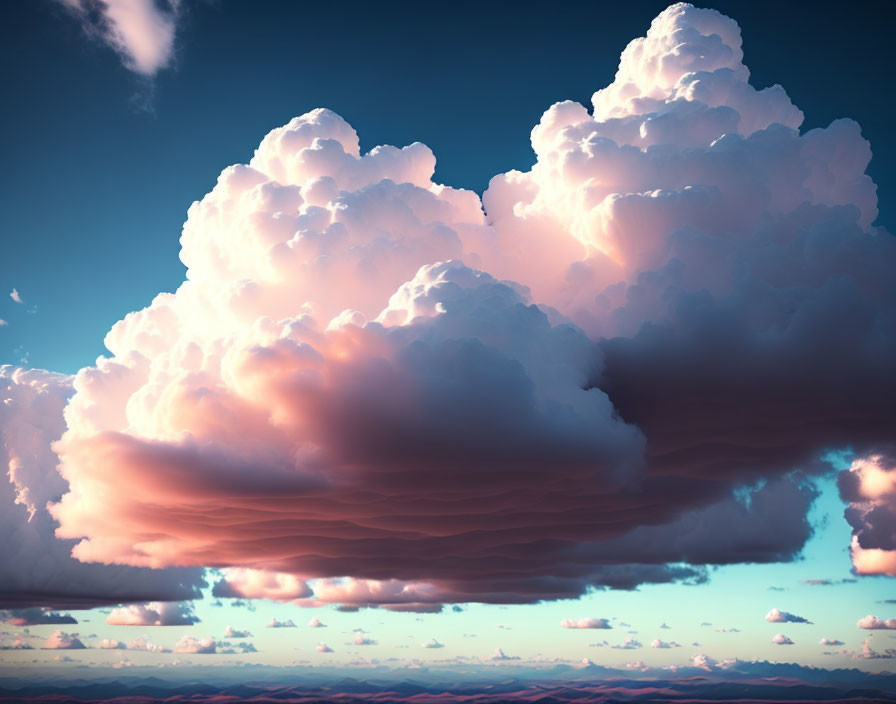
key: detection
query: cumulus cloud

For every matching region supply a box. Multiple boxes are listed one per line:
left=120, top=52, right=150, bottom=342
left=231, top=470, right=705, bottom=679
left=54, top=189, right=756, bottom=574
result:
left=315, top=642, right=333, bottom=653
left=765, top=608, right=811, bottom=624
left=857, top=615, right=896, bottom=630
left=98, top=638, right=125, bottom=649
left=0, top=366, right=206, bottom=609
left=491, top=647, right=519, bottom=660
left=42, top=630, right=85, bottom=649
left=224, top=625, right=252, bottom=638
left=9, top=289, right=22, bottom=304
left=772, top=633, right=794, bottom=645
left=650, top=639, right=680, bottom=648
left=0, top=608, right=77, bottom=626
left=127, top=636, right=168, bottom=653
left=3, top=1, right=890, bottom=608
left=839, top=455, right=896, bottom=575
left=422, top=639, right=444, bottom=649
left=612, top=636, right=642, bottom=650
left=307, top=617, right=326, bottom=628
left=173, top=635, right=216, bottom=654
left=266, top=618, right=296, bottom=628
left=352, top=631, right=377, bottom=646
left=854, top=638, right=896, bottom=660
left=105, top=601, right=198, bottom=626
left=0, top=636, right=32, bottom=650
left=57, top=0, right=181, bottom=76
left=561, top=617, right=612, bottom=629
left=820, top=637, right=844, bottom=646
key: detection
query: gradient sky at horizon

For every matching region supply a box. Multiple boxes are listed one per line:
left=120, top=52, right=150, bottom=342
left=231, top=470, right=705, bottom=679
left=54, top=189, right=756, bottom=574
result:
left=2, top=0, right=896, bottom=681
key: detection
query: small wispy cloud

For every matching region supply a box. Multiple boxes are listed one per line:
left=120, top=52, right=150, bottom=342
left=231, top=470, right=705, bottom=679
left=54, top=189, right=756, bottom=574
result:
left=57, top=0, right=182, bottom=76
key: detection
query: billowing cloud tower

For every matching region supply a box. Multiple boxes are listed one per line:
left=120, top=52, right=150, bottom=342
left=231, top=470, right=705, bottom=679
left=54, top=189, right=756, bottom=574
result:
left=3, top=3, right=893, bottom=610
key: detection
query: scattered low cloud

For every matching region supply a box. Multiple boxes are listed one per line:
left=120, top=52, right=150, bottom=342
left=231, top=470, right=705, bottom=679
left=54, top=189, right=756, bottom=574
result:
left=772, top=633, right=794, bottom=645
left=42, top=630, right=85, bottom=650
left=266, top=618, right=296, bottom=629
left=173, top=635, right=216, bottom=654
left=561, top=618, right=612, bottom=629
left=224, top=626, right=252, bottom=638
left=765, top=608, right=811, bottom=624
left=858, top=615, right=896, bottom=630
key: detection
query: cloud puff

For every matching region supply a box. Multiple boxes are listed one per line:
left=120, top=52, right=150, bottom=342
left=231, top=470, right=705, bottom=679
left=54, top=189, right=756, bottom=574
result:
left=127, top=636, right=168, bottom=653
left=105, top=601, right=198, bottom=626
left=765, top=608, right=811, bottom=624
left=650, top=639, right=680, bottom=648
left=839, top=455, right=896, bottom=575
left=22, top=1, right=896, bottom=606
left=422, top=639, right=444, bottom=649
left=9, top=289, right=22, bottom=304
left=352, top=631, right=377, bottom=646
left=612, top=636, right=642, bottom=650
left=772, top=633, right=794, bottom=645
left=0, top=366, right=206, bottom=609
left=57, top=0, right=180, bottom=76
left=492, top=648, right=519, bottom=660
left=266, top=618, right=296, bottom=628
left=42, top=630, right=85, bottom=650
left=820, top=638, right=844, bottom=646
left=0, top=608, right=77, bottom=626
left=98, top=638, right=125, bottom=649
left=224, top=626, right=251, bottom=638
left=315, top=642, right=333, bottom=653
left=561, top=618, right=612, bottom=630
left=173, top=635, right=216, bottom=654
left=307, top=617, right=326, bottom=628
left=857, top=615, right=896, bottom=630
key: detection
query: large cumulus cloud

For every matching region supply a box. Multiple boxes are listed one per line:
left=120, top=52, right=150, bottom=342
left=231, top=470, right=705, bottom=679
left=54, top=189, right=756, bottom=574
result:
left=4, top=3, right=893, bottom=608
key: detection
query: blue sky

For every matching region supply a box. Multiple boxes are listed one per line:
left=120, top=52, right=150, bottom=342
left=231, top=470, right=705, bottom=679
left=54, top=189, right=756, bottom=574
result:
left=2, top=0, right=896, bottom=681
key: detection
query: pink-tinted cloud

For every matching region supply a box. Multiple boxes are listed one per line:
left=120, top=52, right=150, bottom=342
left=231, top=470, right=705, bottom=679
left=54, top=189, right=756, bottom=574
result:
left=105, top=601, right=198, bottom=626
left=224, top=625, right=252, bottom=638
left=173, top=635, right=216, bottom=654
left=57, top=0, right=180, bottom=76
left=266, top=618, right=296, bottom=628
left=857, top=615, right=896, bottom=630
left=839, top=455, right=896, bottom=575
left=765, top=608, right=811, bottom=624
left=561, top=618, right=612, bottom=630
left=0, top=367, right=206, bottom=609
left=42, top=630, right=85, bottom=649
left=772, top=633, right=794, bottom=645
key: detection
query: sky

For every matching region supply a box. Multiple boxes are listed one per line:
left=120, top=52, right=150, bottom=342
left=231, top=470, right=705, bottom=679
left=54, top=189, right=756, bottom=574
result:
left=1, top=0, right=896, bottom=688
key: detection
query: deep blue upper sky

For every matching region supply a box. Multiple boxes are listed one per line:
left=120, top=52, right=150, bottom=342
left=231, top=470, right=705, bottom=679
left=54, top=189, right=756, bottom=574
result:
left=1, top=0, right=892, bottom=373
